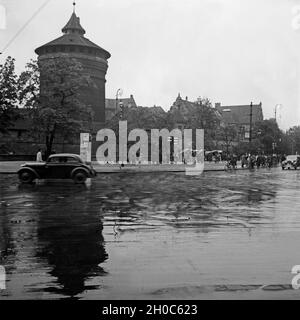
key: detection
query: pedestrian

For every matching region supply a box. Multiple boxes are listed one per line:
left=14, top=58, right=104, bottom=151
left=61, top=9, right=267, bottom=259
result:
left=267, top=155, right=272, bottom=168
left=261, top=155, right=266, bottom=167
left=36, top=148, right=43, bottom=162
left=249, top=154, right=256, bottom=169
left=256, top=155, right=262, bottom=169
left=241, top=154, right=246, bottom=168
left=232, top=154, right=237, bottom=169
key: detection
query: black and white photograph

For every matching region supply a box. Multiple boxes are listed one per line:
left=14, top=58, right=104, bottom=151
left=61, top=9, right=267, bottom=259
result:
left=1, top=0, right=300, bottom=311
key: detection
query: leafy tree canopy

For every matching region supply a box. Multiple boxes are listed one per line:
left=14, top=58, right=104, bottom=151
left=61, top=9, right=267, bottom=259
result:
left=0, top=56, right=19, bottom=134
left=19, top=56, right=94, bottom=157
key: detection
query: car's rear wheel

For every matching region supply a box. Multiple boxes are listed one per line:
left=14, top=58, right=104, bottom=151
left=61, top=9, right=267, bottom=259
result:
left=19, top=170, right=35, bottom=184
left=72, top=171, right=87, bottom=184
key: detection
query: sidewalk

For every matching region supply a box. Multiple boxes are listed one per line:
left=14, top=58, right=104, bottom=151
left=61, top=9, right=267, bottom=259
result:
left=0, top=161, right=240, bottom=174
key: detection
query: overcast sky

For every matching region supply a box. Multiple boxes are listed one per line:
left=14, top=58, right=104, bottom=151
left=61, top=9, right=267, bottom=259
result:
left=0, top=0, right=300, bottom=129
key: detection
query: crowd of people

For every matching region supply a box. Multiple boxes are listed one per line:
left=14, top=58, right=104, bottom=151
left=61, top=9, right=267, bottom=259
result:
left=226, top=154, right=284, bottom=170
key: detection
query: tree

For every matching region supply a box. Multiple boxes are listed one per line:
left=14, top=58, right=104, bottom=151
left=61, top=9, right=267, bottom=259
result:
left=0, top=56, right=18, bottom=134
left=286, top=126, right=300, bottom=155
left=193, top=97, right=221, bottom=149
left=107, top=105, right=168, bottom=132
left=167, top=96, right=221, bottom=150
left=216, top=125, right=238, bottom=155
left=17, top=59, right=40, bottom=109
left=19, top=56, right=94, bottom=157
left=251, top=119, right=283, bottom=154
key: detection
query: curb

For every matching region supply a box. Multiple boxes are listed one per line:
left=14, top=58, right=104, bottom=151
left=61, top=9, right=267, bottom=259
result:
left=0, top=168, right=248, bottom=175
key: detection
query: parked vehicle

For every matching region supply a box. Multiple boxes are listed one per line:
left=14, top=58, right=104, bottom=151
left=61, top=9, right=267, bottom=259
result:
left=18, top=153, right=97, bottom=184
left=281, top=155, right=300, bottom=170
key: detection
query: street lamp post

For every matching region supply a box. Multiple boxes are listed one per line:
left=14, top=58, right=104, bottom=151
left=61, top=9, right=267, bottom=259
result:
left=272, top=142, right=277, bottom=154
left=115, top=88, right=123, bottom=114
left=274, top=104, right=282, bottom=122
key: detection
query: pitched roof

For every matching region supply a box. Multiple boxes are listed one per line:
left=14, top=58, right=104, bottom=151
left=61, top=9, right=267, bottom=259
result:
left=36, top=34, right=110, bottom=56
left=105, top=95, right=137, bottom=110
left=216, top=103, right=263, bottom=125
left=35, top=12, right=111, bottom=59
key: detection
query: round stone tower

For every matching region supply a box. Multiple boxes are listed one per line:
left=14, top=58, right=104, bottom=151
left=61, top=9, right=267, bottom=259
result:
left=35, top=8, right=111, bottom=128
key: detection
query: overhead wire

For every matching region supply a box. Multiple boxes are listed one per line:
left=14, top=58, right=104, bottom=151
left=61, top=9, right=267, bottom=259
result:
left=1, top=0, right=52, bottom=54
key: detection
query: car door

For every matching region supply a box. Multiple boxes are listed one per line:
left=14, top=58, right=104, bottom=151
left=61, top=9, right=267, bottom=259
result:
left=45, top=156, right=68, bottom=179
left=64, top=156, right=81, bottom=178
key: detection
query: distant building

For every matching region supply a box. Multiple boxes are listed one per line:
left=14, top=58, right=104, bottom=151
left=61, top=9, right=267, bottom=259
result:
left=215, top=102, right=263, bottom=141
left=169, top=94, right=222, bottom=130
left=105, top=95, right=137, bottom=121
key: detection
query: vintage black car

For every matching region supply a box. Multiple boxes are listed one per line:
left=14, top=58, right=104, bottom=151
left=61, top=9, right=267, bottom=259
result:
left=18, top=153, right=97, bottom=184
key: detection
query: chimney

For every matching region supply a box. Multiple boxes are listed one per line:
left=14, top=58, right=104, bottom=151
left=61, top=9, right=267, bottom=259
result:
left=185, top=96, right=188, bottom=101
left=215, top=102, right=221, bottom=108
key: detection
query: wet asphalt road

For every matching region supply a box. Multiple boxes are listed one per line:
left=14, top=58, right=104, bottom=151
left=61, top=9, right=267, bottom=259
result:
left=1, top=168, right=300, bottom=299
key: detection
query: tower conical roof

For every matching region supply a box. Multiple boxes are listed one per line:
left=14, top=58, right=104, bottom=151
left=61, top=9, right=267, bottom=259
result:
left=35, top=11, right=111, bottom=59
left=62, top=12, right=86, bottom=35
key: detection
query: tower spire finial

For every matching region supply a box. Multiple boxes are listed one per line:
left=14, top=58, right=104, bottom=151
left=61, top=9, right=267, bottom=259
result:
left=73, top=1, right=76, bottom=13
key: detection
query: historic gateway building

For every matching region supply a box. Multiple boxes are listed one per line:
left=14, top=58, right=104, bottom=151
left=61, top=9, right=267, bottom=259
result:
left=35, top=9, right=111, bottom=127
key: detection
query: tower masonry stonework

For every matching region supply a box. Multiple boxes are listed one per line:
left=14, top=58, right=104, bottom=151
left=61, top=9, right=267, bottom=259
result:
left=35, top=10, right=111, bottom=129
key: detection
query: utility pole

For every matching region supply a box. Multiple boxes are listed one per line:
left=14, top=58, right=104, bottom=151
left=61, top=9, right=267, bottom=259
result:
left=249, top=101, right=253, bottom=143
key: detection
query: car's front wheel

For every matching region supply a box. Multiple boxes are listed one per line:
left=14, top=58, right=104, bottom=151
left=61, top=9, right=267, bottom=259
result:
left=19, top=170, right=35, bottom=184
left=72, top=171, right=87, bottom=184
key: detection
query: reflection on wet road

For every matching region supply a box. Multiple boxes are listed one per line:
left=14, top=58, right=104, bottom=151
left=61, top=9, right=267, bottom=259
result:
left=1, top=168, right=300, bottom=299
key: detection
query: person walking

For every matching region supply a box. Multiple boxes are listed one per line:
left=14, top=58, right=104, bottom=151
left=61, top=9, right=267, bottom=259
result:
left=249, top=154, right=256, bottom=169
left=256, top=155, right=262, bottom=169
left=267, top=155, right=272, bottom=168
left=241, top=154, right=245, bottom=168
left=36, top=149, right=43, bottom=162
